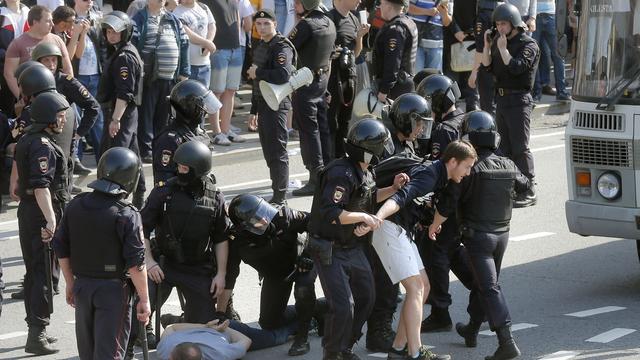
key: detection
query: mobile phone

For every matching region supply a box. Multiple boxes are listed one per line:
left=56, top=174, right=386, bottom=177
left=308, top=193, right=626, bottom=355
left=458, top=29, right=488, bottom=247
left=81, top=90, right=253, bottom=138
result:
left=440, top=0, right=449, bottom=6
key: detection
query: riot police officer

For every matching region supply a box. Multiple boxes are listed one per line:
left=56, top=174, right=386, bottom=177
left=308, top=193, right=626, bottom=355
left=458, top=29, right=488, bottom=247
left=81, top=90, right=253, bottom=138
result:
left=288, top=0, right=337, bottom=197
left=308, top=118, right=404, bottom=360
left=226, top=194, right=317, bottom=356
left=53, top=147, right=151, bottom=360
left=481, top=3, right=539, bottom=207
left=384, top=92, right=432, bottom=157
left=138, top=141, right=230, bottom=350
left=153, top=79, right=219, bottom=186
left=96, top=11, right=146, bottom=209
left=14, top=91, right=70, bottom=355
left=247, top=9, right=296, bottom=205
left=372, top=0, right=418, bottom=101
left=430, top=110, right=530, bottom=360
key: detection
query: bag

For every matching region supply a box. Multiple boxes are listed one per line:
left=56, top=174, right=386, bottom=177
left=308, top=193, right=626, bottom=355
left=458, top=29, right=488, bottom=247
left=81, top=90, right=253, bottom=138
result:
left=450, top=41, right=475, bottom=72
left=373, top=153, right=430, bottom=188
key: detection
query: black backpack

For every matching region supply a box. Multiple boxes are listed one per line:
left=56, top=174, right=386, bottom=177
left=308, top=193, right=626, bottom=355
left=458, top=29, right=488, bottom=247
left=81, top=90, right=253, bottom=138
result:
left=373, top=153, right=431, bottom=188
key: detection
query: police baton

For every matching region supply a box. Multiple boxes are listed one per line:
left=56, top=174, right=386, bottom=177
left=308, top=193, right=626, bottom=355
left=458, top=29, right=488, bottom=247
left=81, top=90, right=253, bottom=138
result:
left=43, top=242, right=54, bottom=314
left=155, top=255, right=165, bottom=342
left=139, top=319, right=150, bottom=360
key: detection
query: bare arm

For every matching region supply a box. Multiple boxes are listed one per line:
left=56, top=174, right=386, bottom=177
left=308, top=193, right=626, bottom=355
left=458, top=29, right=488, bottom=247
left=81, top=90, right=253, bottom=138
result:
left=129, top=265, right=150, bottom=303
left=216, top=289, right=232, bottom=313
left=34, top=188, right=56, bottom=231
left=375, top=198, right=400, bottom=221
left=242, top=16, right=252, bottom=33
left=214, top=240, right=228, bottom=281
left=112, top=98, right=129, bottom=121
left=4, top=57, right=21, bottom=98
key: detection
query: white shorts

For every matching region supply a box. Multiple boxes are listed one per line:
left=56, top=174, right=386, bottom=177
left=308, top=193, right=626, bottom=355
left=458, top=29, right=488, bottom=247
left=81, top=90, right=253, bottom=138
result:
left=372, top=220, right=424, bottom=285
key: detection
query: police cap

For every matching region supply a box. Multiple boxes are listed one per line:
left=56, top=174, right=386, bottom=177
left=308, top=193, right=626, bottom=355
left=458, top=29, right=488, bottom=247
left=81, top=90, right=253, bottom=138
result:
left=89, top=147, right=142, bottom=195
left=253, top=9, right=276, bottom=21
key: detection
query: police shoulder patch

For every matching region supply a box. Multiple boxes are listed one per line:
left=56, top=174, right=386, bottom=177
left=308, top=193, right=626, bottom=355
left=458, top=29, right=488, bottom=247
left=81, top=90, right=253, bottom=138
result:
left=167, top=132, right=175, bottom=137
left=66, top=74, right=73, bottom=81
left=120, top=66, right=129, bottom=80
left=333, top=186, right=346, bottom=203
left=40, top=137, right=49, bottom=144
left=432, top=142, right=441, bottom=157
left=161, top=150, right=172, bottom=167
left=289, top=27, right=297, bottom=40
left=277, top=52, right=287, bottom=65
left=80, top=86, right=90, bottom=98
left=388, top=38, right=397, bottom=51
left=38, top=156, right=49, bottom=173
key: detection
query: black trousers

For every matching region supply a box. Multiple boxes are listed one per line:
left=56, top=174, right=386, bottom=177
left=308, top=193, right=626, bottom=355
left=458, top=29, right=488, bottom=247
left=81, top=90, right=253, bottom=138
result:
left=258, top=268, right=317, bottom=333
left=495, top=93, right=535, bottom=179
left=477, top=67, right=496, bottom=115
left=138, top=79, right=173, bottom=157
left=292, top=73, right=331, bottom=171
left=364, top=242, right=398, bottom=323
left=327, top=72, right=354, bottom=160
left=257, top=102, right=289, bottom=195
left=314, top=246, right=374, bottom=353
left=74, top=277, right=133, bottom=360
left=464, top=230, right=511, bottom=330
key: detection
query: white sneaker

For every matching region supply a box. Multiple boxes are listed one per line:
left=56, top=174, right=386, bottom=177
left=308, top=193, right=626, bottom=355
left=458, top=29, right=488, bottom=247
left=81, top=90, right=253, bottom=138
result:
left=226, top=130, right=246, bottom=143
left=212, top=132, right=231, bottom=146
left=230, top=124, right=242, bottom=133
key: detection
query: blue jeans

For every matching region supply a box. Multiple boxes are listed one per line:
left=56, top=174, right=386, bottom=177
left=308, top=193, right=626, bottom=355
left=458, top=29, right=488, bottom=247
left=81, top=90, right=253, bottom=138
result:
left=229, top=316, right=297, bottom=351
left=532, top=14, right=568, bottom=98
left=274, top=0, right=288, bottom=34
left=190, top=64, right=211, bottom=89
left=76, top=74, right=104, bottom=164
left=416, top=46, right=443, bottom=72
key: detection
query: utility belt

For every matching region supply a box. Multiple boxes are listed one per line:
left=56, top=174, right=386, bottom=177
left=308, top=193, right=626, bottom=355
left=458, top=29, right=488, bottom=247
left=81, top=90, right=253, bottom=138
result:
left=496, top=88, right=529, bottom=96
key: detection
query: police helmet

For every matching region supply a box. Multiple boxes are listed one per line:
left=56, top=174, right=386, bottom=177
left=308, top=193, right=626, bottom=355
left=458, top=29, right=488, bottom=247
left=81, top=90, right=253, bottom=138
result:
left=462, top=110, right=500, bottom=150
left=389, top=93, right=433, bottom=139
left=228, top=194, right=279, bottom=235
left=170, top=80, right=222, bottom=127
left=299, top=0, right=321, bottom=11
left=352, top=87, right=386, bottom=120
left=416, top=74, right=461, bottom=115
left=18, top=64, right=57, bottom=98
left=31, top=42, right=63, bottom=70
left=345, top=118, right=394, bottom=164
left=413, top=68, right=443, bottom=89
left=173, top=141, right=212, bottom=178
left=492, top=3, right=525, bottom=29
left=88, top=147, right=142, bottom=195
left=14, top=60, right=46, bottom=80
left=101, top=11, right=134, bottom=44
left=30, top=92, right=70, bottom=125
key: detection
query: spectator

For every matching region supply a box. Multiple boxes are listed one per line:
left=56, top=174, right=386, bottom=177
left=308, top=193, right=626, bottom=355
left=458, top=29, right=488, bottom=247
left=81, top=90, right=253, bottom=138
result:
left=507, top=0, right=537, bottom=32
left=51, top=6, right=87, bottom=68
left=532, top=0, right=569, bottom=101
left=131, top=0, right=190, bottom=162
left=172, top=0, right=216, bottom=88
left=407, top=0, right=450, bottom=71
left=0, top=0, right=30, bottom=116
left=37, top=0, right=64, bottom=11
left=3, top=5, right=74, bottom=102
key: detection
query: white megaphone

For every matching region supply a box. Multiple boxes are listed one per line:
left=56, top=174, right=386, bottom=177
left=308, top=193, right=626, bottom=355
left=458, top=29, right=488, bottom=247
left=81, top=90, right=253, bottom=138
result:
left=352, top=87, right=391, bottom=120
left=259, top=67, right=314, bottom=111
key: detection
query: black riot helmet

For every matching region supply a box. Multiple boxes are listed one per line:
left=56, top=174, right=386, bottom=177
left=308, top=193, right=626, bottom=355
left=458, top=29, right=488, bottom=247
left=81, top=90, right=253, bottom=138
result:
left=389, top=93, right=433, bottom=139
left=345, top=118, right=394, bottom=165
left=101, top=11, right=134, bottom=46
left=173, top=140, right=212, bottom=178
left=413, top=68, right=442, bottom=89
left=14, top=60, right=46, bottom=80
left=169, top=80, right=221, bottom=127
left=31, top=42, right=63, bottom=71
left=416, top=74, right=461, bottom=116
left=30, top=92, right=70, bottom=125
left=462, top=110, right=500, bottom=150
left=88, top=147, right=142, bottom=195
left=18, top=64, right=57, bottom=97
left=228, top=194, right=279, bottom=235
left=492, top=3, right=525, bottom=29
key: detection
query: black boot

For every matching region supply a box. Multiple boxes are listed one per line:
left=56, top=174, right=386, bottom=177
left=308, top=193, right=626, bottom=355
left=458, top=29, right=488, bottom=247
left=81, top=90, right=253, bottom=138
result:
left=292, top=167, right=321, bottom=197
left=365, top=312, right=396, bottom=353
left=160, top=313, right=185, bottom=328
left=25, top=327, right=59, bottom=355
left=455, top=319, right=482, bottom=347
left=268, top=191, right=287, bottom=206
left=288, top=334, right=310, bottom=356
left=73, top=158, right=92, bottom=176
left=225, top=294, right=241, bottom=321
left=420, top=307, right=452, bottom=333
left=341, top=346, right=361, bottom=360
left=312, top=298, right=328, bottom=337
left=485, top=326, right=521, bottom=360
left=513, top=183, right=536, bottom=208
left=323, top=350, right=344, bottom=360
left=146, top=322, right=157, bottom=349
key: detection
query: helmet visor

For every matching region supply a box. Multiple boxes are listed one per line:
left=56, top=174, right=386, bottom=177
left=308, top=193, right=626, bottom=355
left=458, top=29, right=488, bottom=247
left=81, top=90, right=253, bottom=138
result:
left=383, top=129, right=395, bottom=155
left=416, top=118, right=434, bottom=140
left=101, top=15, right=128, bottom=33
left=202, top=91, right=222, bottom=115
left=246, top=201, right=278, bottom=235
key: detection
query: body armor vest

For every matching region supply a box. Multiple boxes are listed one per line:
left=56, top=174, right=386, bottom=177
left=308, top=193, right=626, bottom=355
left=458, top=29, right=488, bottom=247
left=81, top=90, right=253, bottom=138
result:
left=490, top=32, right=538, bottom=91
left=374, top=16, right=418, bottom=76
left=69, top=193, right=128, bottom=279
left=462, top=153, right=519, bottom=232
left=297, top=11, right=336, bottom=71
left=97, top=43, right=144, bottom=106
left=157, top=176, right=219, bottom=265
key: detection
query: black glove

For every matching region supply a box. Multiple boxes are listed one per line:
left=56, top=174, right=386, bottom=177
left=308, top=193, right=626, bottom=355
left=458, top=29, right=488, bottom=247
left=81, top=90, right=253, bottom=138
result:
left=296, top=255, right=314, bottom=272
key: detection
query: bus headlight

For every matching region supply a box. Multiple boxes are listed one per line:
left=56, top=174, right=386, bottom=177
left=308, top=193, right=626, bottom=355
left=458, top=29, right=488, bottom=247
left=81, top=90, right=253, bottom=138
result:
left=596, top=172, right=621, bottom=200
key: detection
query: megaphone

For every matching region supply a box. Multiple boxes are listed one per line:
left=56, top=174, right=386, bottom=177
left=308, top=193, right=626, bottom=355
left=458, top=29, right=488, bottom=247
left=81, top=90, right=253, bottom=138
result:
left=352, top=87, right=391, bottom=120
left=259, top=67, right=314, bottom=111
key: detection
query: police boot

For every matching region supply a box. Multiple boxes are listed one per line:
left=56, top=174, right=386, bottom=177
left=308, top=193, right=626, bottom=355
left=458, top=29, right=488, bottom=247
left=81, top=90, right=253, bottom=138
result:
left=513, top=183, right=537, bottom=208
left=292, top=167, right=321, bottom=197
left=312, top=298, right=328, bottom=337
left=342, top=346, right=361, bottom=360
left=268, top=191, right=287, bottom=206
left=225, top=294, right=241, bottom=321
left=73, top=158, right=92, bottom=176
left=323, top=350, right=344, bottom=360
left=288, top=333, right=310, bottom=356
left=485, top=326, right=521, bottom=360
left=366, top=312, right=396, bottom=353
left=455, top=319, right=482, bottom=347
left=25, top=327, right=59, bottom=355
left=132, top=190, right=145, bottom=210
left=145, top=322, right=157, bottom=349
left=124, top=341, right=135, bottom=360
left=420, top=307, right=452, bottom=333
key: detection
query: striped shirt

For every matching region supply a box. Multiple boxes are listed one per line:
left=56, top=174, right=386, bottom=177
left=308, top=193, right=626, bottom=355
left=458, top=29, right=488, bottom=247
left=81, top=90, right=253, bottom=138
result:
left=143, top=10, right=180, bottom=80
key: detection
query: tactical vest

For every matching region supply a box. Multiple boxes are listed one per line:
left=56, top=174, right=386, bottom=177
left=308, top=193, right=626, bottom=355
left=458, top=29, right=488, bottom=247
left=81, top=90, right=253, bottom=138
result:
left=490, top=32, right=538, bottom=91
left=252, top=34, right=298, bottom=100
left=462, top=153, right=519, bottom=233
left=159, top=122, right=211, bottom=148
left=15, top=132, right=70, bottom=203
left=97, top=43, right=144, bottom=106
left=297, top=10, right=336, bottom=71
left=156, top=176, right=219, bottom=265
left=375, top=16, right=418, bottom=76
left=69, top=192, right=129, bottom=279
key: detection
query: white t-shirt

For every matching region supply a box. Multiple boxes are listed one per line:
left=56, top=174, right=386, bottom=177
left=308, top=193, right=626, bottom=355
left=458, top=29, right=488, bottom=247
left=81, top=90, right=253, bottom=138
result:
left=0, top=5, right=29, bottom=38
left=37, top=0, right=65, bottom=12
left=238, top=0, right=255, bottom=47
left=173, top=2, right=216, bottom=66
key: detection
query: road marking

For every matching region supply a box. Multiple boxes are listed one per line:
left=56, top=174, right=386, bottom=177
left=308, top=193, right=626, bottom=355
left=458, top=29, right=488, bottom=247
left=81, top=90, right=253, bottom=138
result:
left=0, top=219, right=18, bottom=228
left=0, top=331, right=28, bottom=340
left=164, top=300, right=181, bottom=307
left=532, top=144, right=565, bottom=153
left=586, top=328, right=636, bottom=343
left=565, top=306, right=626, bottom=318
left=0, top=235, right=18, bottom=242
left=540, top=350, right=580, bottom=360
left=531, top=131, right=564, bottom=139
left=219, top=172, right=308, bottom=190
left=510, top=232, right=555, bottom=242
left=479, top=323, right=538, bottom=336
left=66, top=320, right=76, bottom=324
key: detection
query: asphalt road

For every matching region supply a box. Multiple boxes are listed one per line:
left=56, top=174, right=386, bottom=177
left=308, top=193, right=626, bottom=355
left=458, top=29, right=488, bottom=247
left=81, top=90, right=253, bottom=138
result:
left=1, top=111, right=639, bottom=360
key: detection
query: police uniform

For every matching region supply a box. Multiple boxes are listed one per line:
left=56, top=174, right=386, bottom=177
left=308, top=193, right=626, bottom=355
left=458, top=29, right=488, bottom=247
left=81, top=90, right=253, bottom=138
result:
left=372, top=13, right=418, bottom=99
left=474, top=0, right=502, bottom=114
left=251, top=10, right=296, bottom=202
left=326, top=9, right=360, bottom=159
left=141, top=176, right=229, bottom=323
left=152, top=123, right=210, bottom=186
left=227, top=207, right=316, bottom=335
left=14, top=127, right=69, bottom=342
left=52, top=191, right=145, bottom=359
left=308, top=157, right=376, bottom=356
left=489, top=30, right=538, bottom=182
left=289, top=7, right=337, bottom=181
left=428, top=108, right=464, bottom=161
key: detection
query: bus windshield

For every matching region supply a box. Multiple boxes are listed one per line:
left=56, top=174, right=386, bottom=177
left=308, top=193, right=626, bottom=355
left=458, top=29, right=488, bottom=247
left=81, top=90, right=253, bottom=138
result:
left=573, top=0, right=640, bottom=104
